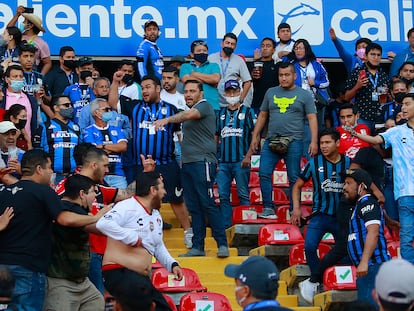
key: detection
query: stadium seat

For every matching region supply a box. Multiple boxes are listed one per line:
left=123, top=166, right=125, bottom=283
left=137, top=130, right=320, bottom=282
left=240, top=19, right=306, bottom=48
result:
left=232, top=205, right=277, bottom=225
left=179, top=292, right=232, bottom=311
left=273, top=159, right=289, bottom=187
left=303, top=226, right=336, bottom=245
left=151, top=267, right=207, bottom=293
left=249, top=171, right=260, bottom=187
left=273, top=187, right=290, bottom=205
left=250, top=155, right=260, bottom=171
left=300, top=186, right=313, bottom=205
left=387, top=240, right=400, bottom=259
left=289, top=242, right=331, bottom=266
left=323, top=265, right=357, bottom=290
left=249, top=187, right=263, bottom=204
left=230, top=186, right=240, bottom=206
left=163, top=294, right=178, bottom=311
left=258, top=224, right=304, bottom=246
left=276, top=205, right=291, bottom=224
left=152, top=257, right=163, bottom=269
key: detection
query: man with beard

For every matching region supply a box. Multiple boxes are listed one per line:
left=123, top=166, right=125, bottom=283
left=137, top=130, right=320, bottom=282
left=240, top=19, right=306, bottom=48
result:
left=136, top=20, right=164, bottom=80
left=96, top=171, right=183, bottom=311
left=345, top=43, right=391, bottom=133
left=208, top=33, right=252, bottom=107
left=342, top=169, right=390, bottom=306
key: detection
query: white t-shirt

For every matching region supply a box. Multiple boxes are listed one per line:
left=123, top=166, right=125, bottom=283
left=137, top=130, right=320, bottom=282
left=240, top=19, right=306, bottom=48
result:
left=160, top=89, right=188, bottom=111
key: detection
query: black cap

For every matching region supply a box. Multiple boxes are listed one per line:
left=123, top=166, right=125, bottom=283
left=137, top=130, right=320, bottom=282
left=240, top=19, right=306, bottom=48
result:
left=78, top=57, right=93, bottom=67
left=278, top=22, right=291, bottom=32
left=144, top=20, right=159, bottom=30
left=341, top=169, right=372, bottom=189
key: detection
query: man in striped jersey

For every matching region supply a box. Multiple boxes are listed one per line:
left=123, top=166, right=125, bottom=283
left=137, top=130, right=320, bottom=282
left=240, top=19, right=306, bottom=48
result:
left=343, top=168, right=390, bottom=306
left=291, top=128, right=351, bottom=303
left=216, top=79, right=256, bottom=228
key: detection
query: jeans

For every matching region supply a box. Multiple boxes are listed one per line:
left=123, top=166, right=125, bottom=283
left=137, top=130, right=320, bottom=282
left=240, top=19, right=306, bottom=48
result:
left=216, top=161, right=250, bottom=228
left=383, top=164, right=398, bottom=221
left=6, top=265, right=46, bottom=311
left=104, top=175, right=128, bottom=189
left=181, top=161, right=228, bottom=250
left=356, top=263, right=382, bottom=309
left=304, top=213, right=340, bottom=280
left=398, top=196, right=414, bottom=264
left=88, top=252, right=104, bottom=295
left=259, top=138, right=302, bottom=209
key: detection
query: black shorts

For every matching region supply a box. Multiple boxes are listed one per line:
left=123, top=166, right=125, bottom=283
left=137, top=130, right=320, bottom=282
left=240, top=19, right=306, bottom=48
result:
left=155, top=161, right=184, bottom=204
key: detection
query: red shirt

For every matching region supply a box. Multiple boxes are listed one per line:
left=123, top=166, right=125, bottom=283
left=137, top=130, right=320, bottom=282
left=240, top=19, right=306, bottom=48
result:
left=336, top=124, right=371, bottom=159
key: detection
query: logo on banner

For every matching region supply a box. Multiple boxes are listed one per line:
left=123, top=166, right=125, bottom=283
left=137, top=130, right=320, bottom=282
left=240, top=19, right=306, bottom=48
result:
left=273, top=0, right=324, bottom=44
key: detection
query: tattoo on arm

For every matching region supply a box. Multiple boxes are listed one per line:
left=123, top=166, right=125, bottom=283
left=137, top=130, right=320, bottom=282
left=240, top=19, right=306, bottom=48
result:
left=116, top=181, right=136, bottom=201
left=168, top=111, right=188, bottom=123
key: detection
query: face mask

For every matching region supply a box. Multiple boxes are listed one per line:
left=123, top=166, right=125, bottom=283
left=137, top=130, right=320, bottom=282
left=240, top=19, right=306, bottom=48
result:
left=237, top=296, right=246, bottom=307
left=102, top=111, right=116, bottom=123
left=10, top=80, right=25, bottom=92
left=63, top=60, right=78, bottom=70
left=80, top=70, right=92, bottom=81
left=394, top=92, right=406, bottom=103
left=16, top=119, right=27, bottom=130
left=0, top=37, right=7, bottom=47
left=223, top=47, right=234, bottom=56
left=60, top=107, right=74, bottom=119
left=225, top=95, right=240, bottom=106
left=193, top=53, right=208, bottom=64
left=122, top=74, right=134, bottom=86
left=366, top=61, right=379, bottom=70
left=18, top=23, right=27, bottom=34
left=356, top=48, right=366, bottom=59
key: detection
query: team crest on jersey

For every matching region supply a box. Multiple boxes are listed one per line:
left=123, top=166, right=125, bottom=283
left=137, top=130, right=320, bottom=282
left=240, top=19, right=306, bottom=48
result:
left=238, top=113, right=245, bottom=120
left=111, top=130, right=118, bottom=136
left=48, top=124, right=56, bottom=129
left=149, top=221, right=154, bottom=231
left=73, top=124, right=79, bottom=131
left=220, top=114, right=226, bottom=120
left=161, top=107, right=167, bottom=115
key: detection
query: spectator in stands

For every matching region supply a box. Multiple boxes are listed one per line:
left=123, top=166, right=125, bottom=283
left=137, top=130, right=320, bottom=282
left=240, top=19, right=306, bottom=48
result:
left=216, top=80, right=256, bottom=228
left=0, top=26, right=22, bottom=67
left=396, top=61, right=414, bottom=90
left=180, top=40, right=221, bottom=111
left=83, top=98, right=128, bottom=188
left=343, top=169, right=390, bottom=306
left=224, top=256, right=292, bottom=310
left=7, top=6, right=51, bottom=75
left=291, top=128, right=350, bottom=303
left=273, top=23, right=295, bottom=63
left=250, top=37, right=279, bottom=115
left=168, top=54, right=186, bottom=93
left=373, top=258, right=414, bottom=311
left=136, top=20, right=164, bottom=80
left=346, top=93, right=414, bottom=264
left=250, top=62, right=318, bottom=219
left=43, top=174, right=109, bottom=311
left=63, top=57, right=96, bottom=124
left=325, top=83, right=347, bottom=129
left=96, top=171, right=182, bottom=311
left=154, top=80, right=229, bottom=258
left=208, top=33, right=252, bottom=108
left=35, top=95, right=80, bottom=183
left=3, top=104, right=31, bottom=150
left=0, top=121, right=24, bottom=177
left=329, top=27, right=371, bottom=74
left=389, top=28, right=414, bottom=78
left=43, top=46, right=78, bottom=97
left=345, top=43, right=390, bottom=134
left=380, top=79, right=408, bottom=124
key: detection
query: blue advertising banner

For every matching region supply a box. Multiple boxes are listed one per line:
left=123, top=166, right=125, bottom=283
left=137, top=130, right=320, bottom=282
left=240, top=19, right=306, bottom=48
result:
left=0, top=0, right=412, bottom=58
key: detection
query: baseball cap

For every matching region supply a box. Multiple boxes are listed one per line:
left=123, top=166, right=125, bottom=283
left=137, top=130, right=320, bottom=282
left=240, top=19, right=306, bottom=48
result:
left=0, top=121, right=18, bottom=134
left=170, top=55, right=186, bottom=64
left=224, top=80, right=240, bottom=90
left=224, top=256, right=279, bottom=296
left=277, top=22, right=291, bottom=32
left=144, top=20, right=159, bottom=30
left=341, top=168, right=372, bottom=189
left=78, top=57, right=94, bottom=67
left=375, top=259, right=414, bottom=305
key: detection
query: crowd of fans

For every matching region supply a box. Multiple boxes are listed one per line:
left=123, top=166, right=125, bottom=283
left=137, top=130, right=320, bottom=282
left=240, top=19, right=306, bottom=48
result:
left=0, top=5, right=414, bottom=311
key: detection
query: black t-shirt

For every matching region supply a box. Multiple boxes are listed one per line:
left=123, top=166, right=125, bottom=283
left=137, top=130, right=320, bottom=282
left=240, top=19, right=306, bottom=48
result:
left=0, top=180, right=63, bottom=273
left=249, top=60, right=279, bottom=109
left=352, top=147, right=384, bottom=189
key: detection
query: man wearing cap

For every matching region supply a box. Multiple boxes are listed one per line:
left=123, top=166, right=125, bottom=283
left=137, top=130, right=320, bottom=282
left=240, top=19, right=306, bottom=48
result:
left=0, top=121, right=25, bottom=178
left=224, top=256, right=292, bottom=310
left=7, top=6, right=51, bottom=75
left=136, top=20, right=164, bottom=80
left=216, top=79, right=256, bottom=228
left=169, top=55, right=186, bottom=93
left=343, top=168, right=390, bottom=306
left=180, top=39, right=221, bottom=111
left=273, top=23, right=295, bottom=63
left=63, top=57, right=96, bottom=124
left=373, top=258, right=414, bottom=311
left=208, top=33, right=252, bottom=108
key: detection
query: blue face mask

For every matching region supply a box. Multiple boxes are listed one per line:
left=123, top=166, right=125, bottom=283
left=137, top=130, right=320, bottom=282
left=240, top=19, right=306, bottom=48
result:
left=102, top=111, right=116, bottom=123
left=10, top=80, right=25, bottom=92
left=18, top=23, right=27, bottom=33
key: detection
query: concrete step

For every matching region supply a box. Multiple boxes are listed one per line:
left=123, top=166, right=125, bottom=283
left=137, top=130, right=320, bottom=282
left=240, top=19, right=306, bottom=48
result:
left=204, top=281, right=288, bottom=296
left=177, top=256, right=246, bottom=270
left=163, top=228, right=213, bottom=239
left=165, top=236, right=226, bottom=249
left=171, top=247, right=239, bottom=258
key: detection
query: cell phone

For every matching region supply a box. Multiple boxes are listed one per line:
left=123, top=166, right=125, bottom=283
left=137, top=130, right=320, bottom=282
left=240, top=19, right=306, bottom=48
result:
left=359, top=69, right=366, bottom=79
left=23, top=7, right=34, bottom=13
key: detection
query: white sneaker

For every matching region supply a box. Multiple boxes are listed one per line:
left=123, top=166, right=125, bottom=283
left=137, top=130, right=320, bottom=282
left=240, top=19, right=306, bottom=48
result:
left=184, top=228, right=193, bottom=249
left=299, top=278, right=319, bottom=304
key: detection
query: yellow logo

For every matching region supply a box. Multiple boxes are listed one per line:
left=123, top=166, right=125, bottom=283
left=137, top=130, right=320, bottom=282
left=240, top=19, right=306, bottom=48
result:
left=273, top=95, right=297, bottom=113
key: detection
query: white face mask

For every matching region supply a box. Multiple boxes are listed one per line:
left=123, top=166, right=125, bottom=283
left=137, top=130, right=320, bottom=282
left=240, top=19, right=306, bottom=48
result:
left=225, top=95, right=240, bottom=106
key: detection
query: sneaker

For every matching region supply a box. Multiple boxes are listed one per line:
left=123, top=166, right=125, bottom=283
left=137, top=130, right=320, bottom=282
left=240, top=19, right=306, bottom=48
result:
left=184, top=228, right=193, bottom=249
left=178, top=248, right=205, bottom=257
left=258, top=208, right=277, bottom=219
left=217, top=246, right=230, bottom=258
left=299, top=278, right=319, bottom=304
left=162, top=221, right=173, bottom=230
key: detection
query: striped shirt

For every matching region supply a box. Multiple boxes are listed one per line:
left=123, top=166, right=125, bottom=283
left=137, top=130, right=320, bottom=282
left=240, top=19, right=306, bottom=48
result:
left=300, top=154, right=350, bottom=215
left=347, top=194, right=390, bottom=266
left=216, top=105, right=256, bottom=163
left=131, top=100, right=180, bottom=165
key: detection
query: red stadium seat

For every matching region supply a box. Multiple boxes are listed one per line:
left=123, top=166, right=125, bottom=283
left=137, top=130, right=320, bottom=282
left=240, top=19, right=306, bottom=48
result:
left=323, top=265, right=357, bottom=290
left=151, top=267, right=207, bottom=293
left=387, top=240, right=400, bottom=259
left=276, top=205, right=291, bottom=224
left=258, top=224, right=304, bottom=246
left=180, top=292, right=232, bottom=311
left=273, top=187, right=290, bottom=205
left=289, top=242, right=332, bottom=266
left=303, top=226, right=336, bottom=245
left=300, top=186, right=313, bottom=205
left=230, top=186, right=240, bottom=206
left=249, top=171, right=260, bottom=187
left=151, top=257, right=163, bottom=269
left=249, top=187, right=263, bottom=204
left=273, top=159, right=289, bottom=187
left=163, top=294, right=178, bottom=311
left=232, top=205, right=277, bottom=225
left=250, top=155, right=261, bottom=171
